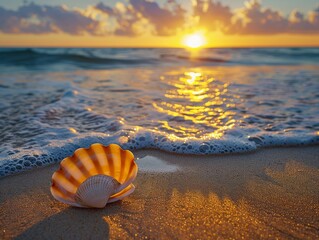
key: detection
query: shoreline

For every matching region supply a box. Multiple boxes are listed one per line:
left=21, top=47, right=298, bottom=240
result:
left=2, top=143, right=319, bottom=179
left=1, top=146, right=319, bottom=239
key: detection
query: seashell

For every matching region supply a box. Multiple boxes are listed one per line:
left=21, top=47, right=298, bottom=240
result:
left=50, top=143, right=138, bottom=208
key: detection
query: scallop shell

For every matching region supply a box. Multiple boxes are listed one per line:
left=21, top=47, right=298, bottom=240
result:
left=50, top=143, right=138, bottom=208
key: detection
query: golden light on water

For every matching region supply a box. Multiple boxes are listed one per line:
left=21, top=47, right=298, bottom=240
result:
left=182, top=32, right=206, bottom=49
left=153, top=70, right=236, bottom=139
left=69, top=127, right=77, bottom=133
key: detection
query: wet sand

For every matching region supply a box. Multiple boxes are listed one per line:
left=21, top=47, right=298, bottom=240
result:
left=1, top=146, right=319, bottom=239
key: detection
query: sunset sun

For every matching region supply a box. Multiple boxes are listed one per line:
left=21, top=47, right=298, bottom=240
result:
left=183, top=32, right=206, bottom=48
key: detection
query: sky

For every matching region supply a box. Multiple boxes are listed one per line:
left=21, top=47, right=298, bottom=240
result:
left=0, top=0, right=318, bottom=47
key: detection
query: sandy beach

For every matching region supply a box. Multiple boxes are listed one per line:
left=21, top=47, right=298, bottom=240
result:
left=1, top=146, right=318, bottom=239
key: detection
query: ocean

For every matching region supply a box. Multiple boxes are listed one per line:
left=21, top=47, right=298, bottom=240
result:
left=0, top=48, right=319, bottom=177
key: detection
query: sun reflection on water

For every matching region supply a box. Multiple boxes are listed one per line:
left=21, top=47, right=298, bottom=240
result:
left=153, top=70, right=237, bottom=139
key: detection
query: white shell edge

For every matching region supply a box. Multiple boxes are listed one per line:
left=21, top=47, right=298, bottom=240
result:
left=75, top=175, right=120, bottom=208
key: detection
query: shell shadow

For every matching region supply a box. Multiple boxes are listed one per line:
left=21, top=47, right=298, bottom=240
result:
left=14, top=204, right=121, bottom=240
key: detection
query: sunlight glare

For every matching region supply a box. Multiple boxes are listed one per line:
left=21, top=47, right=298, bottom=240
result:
left=183, top=33, right=206, bottom=49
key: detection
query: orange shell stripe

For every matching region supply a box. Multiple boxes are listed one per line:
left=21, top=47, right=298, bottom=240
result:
left=50, top=143, right=138, bottom=207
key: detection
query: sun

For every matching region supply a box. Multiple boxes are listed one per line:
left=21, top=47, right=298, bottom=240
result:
left=183, top=32, right=206, bottom=49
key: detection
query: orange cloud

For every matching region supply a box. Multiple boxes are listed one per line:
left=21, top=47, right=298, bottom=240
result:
left=0, top=3, right=103, bottom=35
left=228, top=0, right=319, bottom=34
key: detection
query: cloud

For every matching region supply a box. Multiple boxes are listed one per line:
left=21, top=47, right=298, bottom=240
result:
left=0, top=0, right=318, bottom=36
left=287, top=8, right=319, bottom=34
left=94, top=2, right=153, bottom=36
left=92, top=0, right=186, bottom=36
left=129, top=0, right=186, bottom=36
left=94, top=2, right=113, bottom=15
left=0, top=3, right=103, bottom=35
left=193, top=0, right=232, bottom=31
left=229, top=0, right=289, bottom=34
left=228, top=0, right=319, bottom=34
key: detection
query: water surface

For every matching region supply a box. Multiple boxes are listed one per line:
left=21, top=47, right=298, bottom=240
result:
left=0, top=48, right=318, bottom=176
